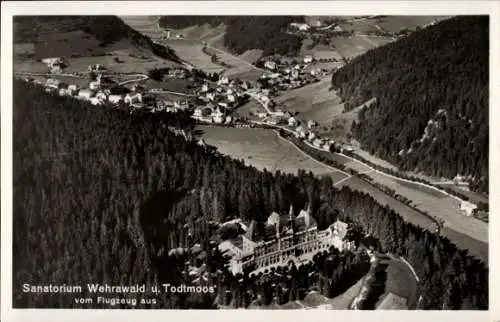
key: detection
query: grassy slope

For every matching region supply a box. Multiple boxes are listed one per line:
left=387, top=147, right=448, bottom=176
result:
left=14, top=16, right=179, bottom=63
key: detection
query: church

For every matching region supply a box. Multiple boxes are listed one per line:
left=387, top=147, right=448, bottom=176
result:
left=218, top=205, right=355, bottom=275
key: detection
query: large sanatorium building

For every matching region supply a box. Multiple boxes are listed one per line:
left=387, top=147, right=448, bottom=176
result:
left=218, top=205, right=355, bottom=275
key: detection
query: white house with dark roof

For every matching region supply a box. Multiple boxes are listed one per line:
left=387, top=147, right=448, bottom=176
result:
left=264, top=61, right=277, bottom=70
left=77, top=89, right=94, bottom=100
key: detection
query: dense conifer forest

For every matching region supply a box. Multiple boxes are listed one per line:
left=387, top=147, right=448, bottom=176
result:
left=331, top=16, right=489, bottom=194
left=13, top=79, right=487, bottom=309
left=13, top=16, right=179, bottom=62
left=158, top=16, right=304, bottom=56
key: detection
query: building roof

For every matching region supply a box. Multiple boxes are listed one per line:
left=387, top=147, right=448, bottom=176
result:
left=245, top=220, right=259, bottom=241
left=295, top=209, right=317, bottom=230
left=331, top=220, right=349, bottom=239
left=267, top=212, right=280, bottom=226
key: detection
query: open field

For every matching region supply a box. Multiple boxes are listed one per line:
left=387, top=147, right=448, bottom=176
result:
left=28, top=75, right=90, bottom=87
left=443, top=228, right=488, bottom=263
left=331, top=36, right=392, bottom=59
left=226, top=68, right=263, bottom=83
left=364, top=171, right=488, bottom=244
left=376, top=293, right=408, bottom=310
left=199, top=126, right=348, bottom=182
left=162, top=39, right=225, bottom=72
left=337, top=176, right=436, bottom=231
left=439, top=184, right=489, bottom=205
left=343, top=160, right=372, bottom=173
left=143, top=78, right=194, bottom=94
left=32, top=30, right=103, bottom=59
left=14, top=43, right=35, bottom=57
left=276, top=77, right=343, bottom=123
left=300, top=41, right=344, bottom=61
left=338, top=20, right=384, bottom=34
left=234, top=100, right=263, bottom=119
left=119, top=15, right=162, bottom=38
left=14, top=47, right=180, bottom=75
left=375, top=16, right=452, bottom=33
left=239, top=49, right=264, bottom=64
left=350, top=144, right=399, bottom=171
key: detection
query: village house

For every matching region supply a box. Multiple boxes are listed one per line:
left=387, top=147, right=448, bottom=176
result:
left=304, top=55, right=314, bottom=64
left=227, top=94, right=236, bottom=103
left=108, top=94, right=124, bottom=104
left=288, top=116, right=298, bottom=127
left=89, top=74, right=102, bottom=90
left=341, top=145, right=354, bottom=153
left=307, top=120, right=317, bottom=129
left=218, top=76, right=230, bottom=86
left=42, top=57, right=63, bottom=66
left=264, top=61, right=277, bottom=71
left=206, top=91, right=216, bottom=101
left=295, top=126, right=306, bottom=138
left=290, top=22, right=311, bottom=31
left=212, top=108, right=225, bottom=124
left=193, top=107, right=203, bottom=118
left=217, top=102, right=229, bottom=110
left=267, top=117, right=279, bottom=125
left=322, top=141, right=333, bottom=151
left=45, top=78, right=60, bottom=89
left=200, top=84, right=209, bottom=93
left=313, top=138, right=324, bottom=148
left=58, top=88, right=69, bottom=96
left=42, top=57, right=65, bottom=73
left=77, top=89, right=95, bottom=100
left=257, top=112, right=268, bottom=119
left=308, top=131, right=316, bottom=141
left=89, top=97, right=104, bottom=106
left=124, top=93, right=142, bottom=105
left=88, top=64, right=107, bottom=73
left=67, top=84, right=79, bottom=95
left=95, top=91, right=108, bottom=102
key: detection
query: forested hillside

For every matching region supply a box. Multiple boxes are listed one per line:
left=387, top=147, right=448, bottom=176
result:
left=158, top=16, right=304, bottom=56
left=332, top=16, right=489, bottom=194
left=13, top=16, right=179, bottom=62
left=14, top=79, right=487, bottom=309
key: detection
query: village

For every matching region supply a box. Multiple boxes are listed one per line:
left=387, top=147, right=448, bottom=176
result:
left=21, top=49, right=355, bottom=155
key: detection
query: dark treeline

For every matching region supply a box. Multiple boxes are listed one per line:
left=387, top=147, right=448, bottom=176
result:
left=14, top=79, right=487, bottom=309
left=158, top=16, right=304, bottom=56
left=14, top=16, right=179, bottom=62
left=331, top=16, right=489, bottom=194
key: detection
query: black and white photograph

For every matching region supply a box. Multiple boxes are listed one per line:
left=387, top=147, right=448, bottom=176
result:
left=1, top=1, right=498, bottom=321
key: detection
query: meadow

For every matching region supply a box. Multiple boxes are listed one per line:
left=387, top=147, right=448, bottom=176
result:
left=337, top=176, right=436, bottom=231
left=199, top=126, right=348, bottom=182
left=330, top=36, right=392, bottom=59
left=365, top=171, right=488, bottom=244
left=374, top=16, right=451, bottom=33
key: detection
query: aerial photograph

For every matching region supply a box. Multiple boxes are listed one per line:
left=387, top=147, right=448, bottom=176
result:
left=12, top=14, right=488, bottom=310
